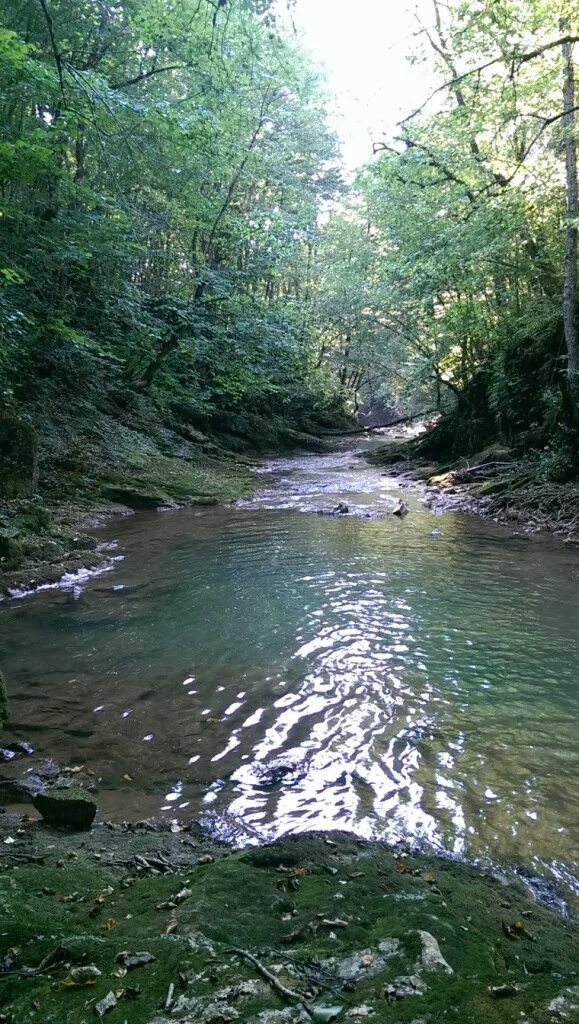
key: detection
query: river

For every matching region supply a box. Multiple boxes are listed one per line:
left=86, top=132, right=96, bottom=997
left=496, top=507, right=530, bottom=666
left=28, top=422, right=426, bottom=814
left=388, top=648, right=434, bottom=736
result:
left=2, top=441, right=579, bottom=902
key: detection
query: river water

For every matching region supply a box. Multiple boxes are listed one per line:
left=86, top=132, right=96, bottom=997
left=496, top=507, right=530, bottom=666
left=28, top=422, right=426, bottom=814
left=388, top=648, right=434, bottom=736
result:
left=2, top=443, right=579, bottom=900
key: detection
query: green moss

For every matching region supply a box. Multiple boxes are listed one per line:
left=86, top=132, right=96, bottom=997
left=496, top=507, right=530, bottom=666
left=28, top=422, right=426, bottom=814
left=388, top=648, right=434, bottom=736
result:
left=0, top=832, right=577, bottom=1024
left=98, top=448, right=254, bottom=507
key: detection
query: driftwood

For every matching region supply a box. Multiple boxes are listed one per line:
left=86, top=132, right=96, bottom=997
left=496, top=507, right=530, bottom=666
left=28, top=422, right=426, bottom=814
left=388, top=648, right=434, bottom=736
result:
left=319, top=409, right=436, bottom=436
left=455, top=461, right=514, bottom=476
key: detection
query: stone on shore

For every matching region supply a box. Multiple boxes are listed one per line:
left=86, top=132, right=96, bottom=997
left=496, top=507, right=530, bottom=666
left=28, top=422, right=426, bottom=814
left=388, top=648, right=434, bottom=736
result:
left=33, top=786, right=97, bottom=829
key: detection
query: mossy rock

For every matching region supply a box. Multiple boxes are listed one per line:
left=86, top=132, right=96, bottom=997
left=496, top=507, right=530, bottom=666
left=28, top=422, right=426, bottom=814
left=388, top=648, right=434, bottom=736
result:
left=33, top=787, right=97, bottom=829
left=0, top=670, right=8, bottom=728
left=0, top=411, right=38, bottom=498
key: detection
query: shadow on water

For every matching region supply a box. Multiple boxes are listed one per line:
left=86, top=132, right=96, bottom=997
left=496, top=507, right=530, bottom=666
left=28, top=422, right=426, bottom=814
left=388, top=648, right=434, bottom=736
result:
left=2, top=439, right=579, bottom=906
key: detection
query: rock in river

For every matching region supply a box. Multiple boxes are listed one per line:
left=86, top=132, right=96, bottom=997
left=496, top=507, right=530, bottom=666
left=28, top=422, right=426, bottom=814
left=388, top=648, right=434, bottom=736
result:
left=33, top=786, right=97, bottom=829
left=392, top=500, right=409, bottom=518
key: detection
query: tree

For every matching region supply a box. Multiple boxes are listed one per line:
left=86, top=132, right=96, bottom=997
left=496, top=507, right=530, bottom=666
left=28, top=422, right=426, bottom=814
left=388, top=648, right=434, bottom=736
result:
left=350, top=0, right=579, bottom=453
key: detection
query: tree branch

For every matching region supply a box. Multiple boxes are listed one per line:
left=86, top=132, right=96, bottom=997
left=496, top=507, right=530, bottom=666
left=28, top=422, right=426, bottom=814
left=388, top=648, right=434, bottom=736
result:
left=398, top=34, right=579, bottom=127
left=110, top=63, right=189, bottom=89
left=37, top=0, right=66, bottom=102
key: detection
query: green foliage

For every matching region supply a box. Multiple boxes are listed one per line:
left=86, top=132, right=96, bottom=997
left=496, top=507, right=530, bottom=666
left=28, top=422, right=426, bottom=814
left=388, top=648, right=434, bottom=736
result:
left=0, top=0, right=345, bottom=484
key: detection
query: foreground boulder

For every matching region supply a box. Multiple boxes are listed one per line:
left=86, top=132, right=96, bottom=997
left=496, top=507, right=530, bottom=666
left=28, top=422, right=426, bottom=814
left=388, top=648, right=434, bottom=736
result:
left=33, top=786, right=97, bottom=828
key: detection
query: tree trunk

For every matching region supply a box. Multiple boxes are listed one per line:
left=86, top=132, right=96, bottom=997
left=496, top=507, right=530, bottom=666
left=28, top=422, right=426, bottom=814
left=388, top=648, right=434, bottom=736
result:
left=562, top=37, right=579, bottom=423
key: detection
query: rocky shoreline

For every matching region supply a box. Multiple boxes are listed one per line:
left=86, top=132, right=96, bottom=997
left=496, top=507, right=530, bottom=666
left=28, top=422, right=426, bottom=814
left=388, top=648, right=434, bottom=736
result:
left=366, top=442, right=579, bottom=545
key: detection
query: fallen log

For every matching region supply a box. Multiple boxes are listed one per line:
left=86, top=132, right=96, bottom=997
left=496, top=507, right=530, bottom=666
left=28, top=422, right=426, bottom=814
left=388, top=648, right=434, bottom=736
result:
left=319, top=410, right=437, bottom=436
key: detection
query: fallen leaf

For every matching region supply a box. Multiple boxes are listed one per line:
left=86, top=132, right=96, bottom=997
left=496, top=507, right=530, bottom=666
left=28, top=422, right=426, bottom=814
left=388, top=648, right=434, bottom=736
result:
left=488, top=983, right=519, bottom=998
left=123, top=774, right=133, bottom=782
left=294, top=867, right=310, bottom=877
left=71, top=966, right=102, bottom=983
left=396, top=863, right=412, bottom=874
left=95, top=991, right=117, bottom=1017
left=165, top=910, right=178, bottom=935
left=423, top=872, right=436, bottom=883
left=105, top=918, right=117, bottom=930
left=111, top=966, right=127, bottom=979
left=156, top=887, right=192, bottom=911
left=60, top=892, right=86, bottom=904
left=503, top=920, right=536, bottom=941
left=95, top=887, right=114, bottom=904
left=115, top=951, right=156, bottom=969
left=197, top=853, right=214, bottom=864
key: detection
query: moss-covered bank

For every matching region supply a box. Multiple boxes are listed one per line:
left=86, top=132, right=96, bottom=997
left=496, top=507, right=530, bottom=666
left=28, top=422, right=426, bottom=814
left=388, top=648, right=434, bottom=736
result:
left=0, top=403, right=340, bottom=595
left=0, top=821, right=577, bottom=1023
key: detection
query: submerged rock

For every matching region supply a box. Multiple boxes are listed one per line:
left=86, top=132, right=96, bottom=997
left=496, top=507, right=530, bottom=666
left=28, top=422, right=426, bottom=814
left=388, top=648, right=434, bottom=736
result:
left=33, top=786, right=97, bottom=828
left=317, top=503, right=351, bottom=517
left=0, top=774, right=46, bottom=803
left=5, top=739, right=34, bottom=756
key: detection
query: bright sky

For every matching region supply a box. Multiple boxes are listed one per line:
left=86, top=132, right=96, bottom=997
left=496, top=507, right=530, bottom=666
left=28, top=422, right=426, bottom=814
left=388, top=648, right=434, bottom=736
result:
left=292, top=0, right=434, bottom=170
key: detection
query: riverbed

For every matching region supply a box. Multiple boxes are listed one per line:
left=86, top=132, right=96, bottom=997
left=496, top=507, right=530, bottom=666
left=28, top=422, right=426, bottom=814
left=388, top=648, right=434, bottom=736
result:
left=2, top=442, right=578, bottom=901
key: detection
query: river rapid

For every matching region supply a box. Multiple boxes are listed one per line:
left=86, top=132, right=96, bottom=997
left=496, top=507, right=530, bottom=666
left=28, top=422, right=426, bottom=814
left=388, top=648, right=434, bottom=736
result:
left=2, top=441, right=579, bottom=902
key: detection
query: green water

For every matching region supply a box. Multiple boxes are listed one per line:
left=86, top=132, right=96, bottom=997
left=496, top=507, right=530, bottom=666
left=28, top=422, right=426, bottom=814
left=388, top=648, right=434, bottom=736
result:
left=1, top=445, right=578, bottom=900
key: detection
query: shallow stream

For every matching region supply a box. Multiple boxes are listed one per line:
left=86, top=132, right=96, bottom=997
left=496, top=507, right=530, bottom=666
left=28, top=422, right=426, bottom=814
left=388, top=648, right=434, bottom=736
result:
left=2, top=442, right=579, bottom=900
